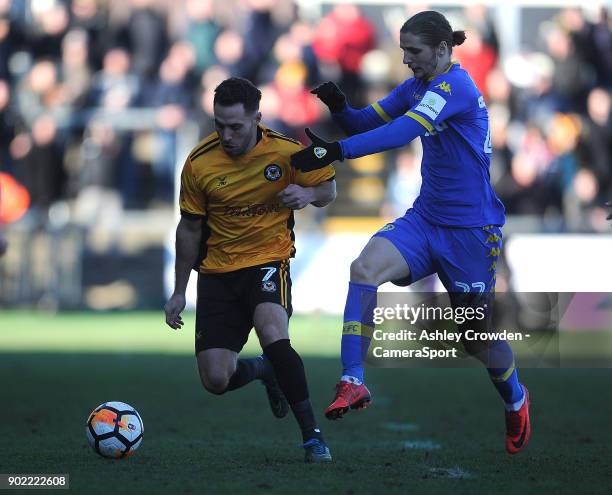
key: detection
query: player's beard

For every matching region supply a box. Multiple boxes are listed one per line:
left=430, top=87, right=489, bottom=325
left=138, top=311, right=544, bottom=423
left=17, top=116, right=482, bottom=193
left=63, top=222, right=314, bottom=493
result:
left=224, top=122, right=257, bottom=156
left=423, top=51, right=439, bottom=80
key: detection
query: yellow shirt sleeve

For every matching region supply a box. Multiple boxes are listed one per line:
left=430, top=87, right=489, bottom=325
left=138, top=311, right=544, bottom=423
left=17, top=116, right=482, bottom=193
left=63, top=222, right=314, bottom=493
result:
left=179, top=157, right=207, bottom=216
left=292, top=164, right=336, bottom=187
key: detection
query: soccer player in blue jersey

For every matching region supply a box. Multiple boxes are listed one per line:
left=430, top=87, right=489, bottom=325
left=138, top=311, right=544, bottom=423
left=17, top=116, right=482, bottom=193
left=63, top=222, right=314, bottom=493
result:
left=291, top=10, right=531, bottom=454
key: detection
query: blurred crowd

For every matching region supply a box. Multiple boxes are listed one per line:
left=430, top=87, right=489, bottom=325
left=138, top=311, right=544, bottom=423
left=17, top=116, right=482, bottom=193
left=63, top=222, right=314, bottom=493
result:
left=0, top=0, right=610, bottom=232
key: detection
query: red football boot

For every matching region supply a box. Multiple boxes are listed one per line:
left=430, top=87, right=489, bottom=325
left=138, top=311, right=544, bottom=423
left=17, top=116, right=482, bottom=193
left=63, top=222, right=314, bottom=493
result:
left=505, top=385, right=531, bottom=454
left=324, top=381, right=372, bottom=420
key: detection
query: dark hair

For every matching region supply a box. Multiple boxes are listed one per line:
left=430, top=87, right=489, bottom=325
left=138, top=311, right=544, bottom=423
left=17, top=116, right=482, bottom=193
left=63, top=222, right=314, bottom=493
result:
left=400, top=11, right=466, bottom=51
left=213, top=77, right=262, bottom=113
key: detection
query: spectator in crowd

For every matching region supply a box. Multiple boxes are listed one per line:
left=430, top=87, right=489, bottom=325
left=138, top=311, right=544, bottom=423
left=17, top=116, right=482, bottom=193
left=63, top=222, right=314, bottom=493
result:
left=183, top=0, right=220, bottom=77
left=140, top=43, right=195, bottom=202
left=57, top=29, right=92, bottom=109
left=25, top=0, right=70, bottom=60
left=0, top=79, right=16, bottom=172
left=87, top=47, right=139, bottom=109
left=312, top=4, right=376, bottom=107
left=13, top=114, right=65, bottom=216
left=0, top=179, right=7, bottom=257
left=580, top=88, right=612, bottom=200
left=234, top=0, right=286, bottom=83
left=69, top=0, right=113, bottom=71
left=120, top=0, right=168, bottom=81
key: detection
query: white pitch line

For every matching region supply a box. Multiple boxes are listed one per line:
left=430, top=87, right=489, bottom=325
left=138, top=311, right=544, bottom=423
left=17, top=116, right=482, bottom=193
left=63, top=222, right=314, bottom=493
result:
left=428, top=467, right=475, bottom=479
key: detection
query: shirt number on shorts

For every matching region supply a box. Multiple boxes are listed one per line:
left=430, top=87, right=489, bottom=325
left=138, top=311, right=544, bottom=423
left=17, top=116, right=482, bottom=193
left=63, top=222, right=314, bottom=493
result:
left=455, top=281, right=486, bottom=293
left=260, top=267, right=277, bottom=282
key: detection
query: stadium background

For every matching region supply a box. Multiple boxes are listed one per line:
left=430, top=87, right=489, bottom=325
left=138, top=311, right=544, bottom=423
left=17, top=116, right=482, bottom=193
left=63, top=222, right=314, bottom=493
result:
left=1, top=0, right=611, bottom=493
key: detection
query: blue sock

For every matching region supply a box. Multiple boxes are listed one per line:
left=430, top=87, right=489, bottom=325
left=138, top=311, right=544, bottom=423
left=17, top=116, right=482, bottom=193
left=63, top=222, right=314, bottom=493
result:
left=341, top=281, right=377, bottom=382
left=486, top=340, right=524, bottom=405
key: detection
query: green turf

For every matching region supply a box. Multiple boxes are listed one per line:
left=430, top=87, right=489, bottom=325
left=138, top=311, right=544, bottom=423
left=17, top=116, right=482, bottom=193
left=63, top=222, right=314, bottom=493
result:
left=0, top=311, right=340, bottom=356
left=1, top=313, right=611, bottom=494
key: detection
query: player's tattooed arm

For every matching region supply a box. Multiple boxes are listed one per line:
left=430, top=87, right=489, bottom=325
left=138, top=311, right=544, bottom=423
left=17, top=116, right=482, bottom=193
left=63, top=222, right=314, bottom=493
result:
left=278, top=180, right=336, bottom=210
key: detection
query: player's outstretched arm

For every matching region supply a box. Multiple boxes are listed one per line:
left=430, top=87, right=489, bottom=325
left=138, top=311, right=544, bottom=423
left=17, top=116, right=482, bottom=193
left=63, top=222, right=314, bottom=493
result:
left=339, top=114, right=427, bottom=160
left=278, top=179, right=336, bottom=210
left=312, top=80, right=414, bottom=136
left=164, top=216, right=202, bottom=330
left=291, top=115, right=427, bottom=171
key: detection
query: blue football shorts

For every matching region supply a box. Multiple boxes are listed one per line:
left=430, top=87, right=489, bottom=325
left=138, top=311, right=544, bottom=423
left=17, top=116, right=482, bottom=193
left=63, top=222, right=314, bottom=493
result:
left=373, top=208, right=502, bottom=293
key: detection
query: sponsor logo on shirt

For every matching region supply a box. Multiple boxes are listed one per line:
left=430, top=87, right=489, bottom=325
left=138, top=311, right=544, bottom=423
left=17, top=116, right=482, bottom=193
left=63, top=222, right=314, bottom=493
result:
left=414, top=91, right=447, bottom=120
left=224, top=203, right=283, bottom=217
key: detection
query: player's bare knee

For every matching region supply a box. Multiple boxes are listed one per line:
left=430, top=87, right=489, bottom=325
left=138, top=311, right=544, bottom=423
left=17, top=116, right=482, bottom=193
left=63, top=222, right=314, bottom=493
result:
left=350, top=257, right=376, bottom=285
left=258, top=324, right=288, bottom=348
left=201, top=373, right=230, bottom=395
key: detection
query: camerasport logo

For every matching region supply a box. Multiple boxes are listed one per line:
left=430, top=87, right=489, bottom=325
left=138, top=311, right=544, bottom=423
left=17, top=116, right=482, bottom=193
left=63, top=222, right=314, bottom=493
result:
left=264, top=164, right=282, bottom=181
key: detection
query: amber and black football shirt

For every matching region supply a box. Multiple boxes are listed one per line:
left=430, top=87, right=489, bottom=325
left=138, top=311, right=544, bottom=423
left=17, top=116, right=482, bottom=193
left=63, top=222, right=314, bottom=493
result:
left=179, top=125, right=335, bottom=273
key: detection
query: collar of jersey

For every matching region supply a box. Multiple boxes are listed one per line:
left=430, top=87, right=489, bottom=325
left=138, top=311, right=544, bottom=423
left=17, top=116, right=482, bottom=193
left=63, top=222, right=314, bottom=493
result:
left=426, top=60, right=458, bottom=82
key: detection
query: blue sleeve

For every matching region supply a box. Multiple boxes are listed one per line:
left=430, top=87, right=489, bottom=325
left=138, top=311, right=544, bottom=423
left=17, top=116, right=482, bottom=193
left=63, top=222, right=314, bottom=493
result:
left=339, top=114, right=426, bottom=159
left=332, top=79, right=416, bottom=135
left=332, top=105, right=386, bottom=136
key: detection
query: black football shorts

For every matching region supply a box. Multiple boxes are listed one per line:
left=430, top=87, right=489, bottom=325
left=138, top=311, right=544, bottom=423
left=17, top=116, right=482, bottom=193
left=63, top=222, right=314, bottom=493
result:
left=195, top=259, right=292, bottom=354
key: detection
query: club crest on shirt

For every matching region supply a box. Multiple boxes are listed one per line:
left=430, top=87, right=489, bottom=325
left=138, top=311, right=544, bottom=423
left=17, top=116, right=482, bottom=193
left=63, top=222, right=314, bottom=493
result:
left=264, top=164, right=282, bottom=181
left=378, top=224, right=395, bottom=232
left=314, top=147, right=327, bottom=159
left=262, top=280, right=277, bottom=292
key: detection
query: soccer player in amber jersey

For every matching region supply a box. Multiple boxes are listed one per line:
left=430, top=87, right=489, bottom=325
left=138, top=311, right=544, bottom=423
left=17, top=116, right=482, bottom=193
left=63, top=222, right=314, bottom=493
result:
left=164, top=77, right=336, bottom=462
left=291, top=11, right=530, bottom=454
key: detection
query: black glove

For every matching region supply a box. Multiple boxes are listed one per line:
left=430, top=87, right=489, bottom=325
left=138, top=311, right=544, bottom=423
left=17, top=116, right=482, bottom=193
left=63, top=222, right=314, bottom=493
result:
left=311, top=81, right=347, bottom=113
left=290, top=128, right=343, bottom=172
left=606, top=201, right=612, bottom=222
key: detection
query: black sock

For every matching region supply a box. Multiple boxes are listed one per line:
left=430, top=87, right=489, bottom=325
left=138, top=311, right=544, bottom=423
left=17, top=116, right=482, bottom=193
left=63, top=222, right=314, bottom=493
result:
left=263, top=339, right=323, bottom=442
left=226, top=356, right=266, bottom=391
left=290, top=399, right=323, bottom=442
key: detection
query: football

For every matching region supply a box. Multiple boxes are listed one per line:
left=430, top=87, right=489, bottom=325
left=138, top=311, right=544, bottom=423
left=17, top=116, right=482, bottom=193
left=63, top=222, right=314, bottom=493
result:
left=86, top=401, right=144, bottom=459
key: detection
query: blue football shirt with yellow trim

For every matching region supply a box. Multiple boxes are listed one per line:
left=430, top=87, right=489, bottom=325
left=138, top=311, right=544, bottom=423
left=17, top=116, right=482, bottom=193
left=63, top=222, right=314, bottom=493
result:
left=335, top=62, right=505, bottom=228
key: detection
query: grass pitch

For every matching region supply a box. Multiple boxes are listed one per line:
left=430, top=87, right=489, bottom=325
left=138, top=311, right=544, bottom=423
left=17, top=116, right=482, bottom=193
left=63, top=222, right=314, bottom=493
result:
left=1, top=312, right=611, bottom=494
